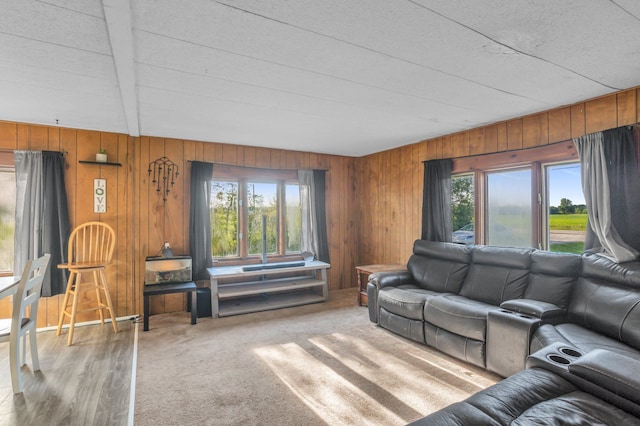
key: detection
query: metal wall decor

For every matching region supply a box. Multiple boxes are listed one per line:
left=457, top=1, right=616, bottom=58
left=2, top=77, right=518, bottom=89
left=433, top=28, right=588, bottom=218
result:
left=148, top=156, right=179, bottom=202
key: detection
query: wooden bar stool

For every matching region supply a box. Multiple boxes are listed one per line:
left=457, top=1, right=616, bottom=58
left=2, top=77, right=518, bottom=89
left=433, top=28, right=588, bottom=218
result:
left=57, top=222, right=118, bottom=345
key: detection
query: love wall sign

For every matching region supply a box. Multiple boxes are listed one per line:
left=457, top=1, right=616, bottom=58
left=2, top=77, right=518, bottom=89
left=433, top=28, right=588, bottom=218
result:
left=94, top=179, right=106, bottom=213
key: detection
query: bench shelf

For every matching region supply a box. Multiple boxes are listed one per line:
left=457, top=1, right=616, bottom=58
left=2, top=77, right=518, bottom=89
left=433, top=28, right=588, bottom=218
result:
left=207, top=261, right=330, bottom=318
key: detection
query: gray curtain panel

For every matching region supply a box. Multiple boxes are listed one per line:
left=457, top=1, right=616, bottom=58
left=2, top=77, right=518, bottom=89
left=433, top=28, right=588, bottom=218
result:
left=601, top=126, right=640, bottom=253
left=41, top=151, right=70, bottom=296
left=189, top=161, right=213, bottom=280
left=574, top=126, right=640, bottom=263
left=14, top=150, right=69, bottom=296
left=299, top=170, right=316, bottom=259
left=312, top=170, right=330, bottom=264
left=14, top=151, right=42, bottom=278
left=421, top=159, right=453, bottom=242
left=298, top=169, right=330, bottom=263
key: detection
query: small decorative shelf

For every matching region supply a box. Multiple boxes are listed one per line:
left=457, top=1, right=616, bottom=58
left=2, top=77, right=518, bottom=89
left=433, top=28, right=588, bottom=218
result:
left=79, top=160, right=122, bottom=167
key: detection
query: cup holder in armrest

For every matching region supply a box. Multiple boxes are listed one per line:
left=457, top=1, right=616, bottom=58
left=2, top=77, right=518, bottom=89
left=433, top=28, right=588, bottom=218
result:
left=559, top=347, right=582, bottom=358
left=546, top=347, right=582, bottom=365
left=527, top=343, right=584, bottom=374
left=547, top=354, right=571, bottom=365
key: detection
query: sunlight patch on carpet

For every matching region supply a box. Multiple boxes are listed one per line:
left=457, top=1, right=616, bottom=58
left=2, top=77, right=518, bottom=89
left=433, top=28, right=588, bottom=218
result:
left=255, top=342, right=406, bottom=425
left=309, top=333, right=487, bottom=412
left=406, top=351, right=497, bottom=389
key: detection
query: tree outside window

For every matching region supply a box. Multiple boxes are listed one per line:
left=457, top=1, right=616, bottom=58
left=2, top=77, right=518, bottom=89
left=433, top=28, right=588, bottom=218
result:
left=247, top=182, right=277, bottom=256
left=211, top=181, right=239, bottom=258
left=210, top=177, right=301, bottom=260
left=451, top=175, right=474, bottom=232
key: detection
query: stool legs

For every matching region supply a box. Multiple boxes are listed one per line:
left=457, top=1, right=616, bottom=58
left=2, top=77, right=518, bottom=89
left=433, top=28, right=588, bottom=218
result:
left=56, top=271, right=74, bottom=336
left=57, top=267, right=118, bottom=345
left=99, top=269, right=118, bottom=333
left=94, top=270, right=105, bottom=325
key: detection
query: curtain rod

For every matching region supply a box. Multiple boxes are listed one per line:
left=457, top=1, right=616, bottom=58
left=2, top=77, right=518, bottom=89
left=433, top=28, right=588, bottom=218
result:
left=422, top=138, right=575, bottom=164
left=0, top=148, right=67, bottom=155
left=422, top=123, right=639, bottom=164
left=186, top=160, right=328, bottom=171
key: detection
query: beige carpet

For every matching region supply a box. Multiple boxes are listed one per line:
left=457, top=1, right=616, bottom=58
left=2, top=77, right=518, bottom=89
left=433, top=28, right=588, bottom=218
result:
left=134, top=289, right=499, bottom=425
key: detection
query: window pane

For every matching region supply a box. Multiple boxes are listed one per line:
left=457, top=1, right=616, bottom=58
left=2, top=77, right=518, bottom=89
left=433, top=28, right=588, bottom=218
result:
left=285, top=183, right=301, bottom=253
left=487, top=169, right=532, bottom=247
left=0, top=169, right=15, bottom=273
left=247, top=182, right=277, bottom=256
left=451, top=175, right=475, bottom=245
left=211, top=181, right=239, bottom=258
left=547, top=163, right=586, bottom=254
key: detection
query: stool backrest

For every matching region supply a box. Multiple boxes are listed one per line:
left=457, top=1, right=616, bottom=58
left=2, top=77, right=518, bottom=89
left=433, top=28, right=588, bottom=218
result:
left=68, top=222, right=116, bottom=265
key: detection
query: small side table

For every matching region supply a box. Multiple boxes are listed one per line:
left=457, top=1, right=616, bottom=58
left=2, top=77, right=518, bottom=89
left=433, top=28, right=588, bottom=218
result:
left=355, top=264, right=405, bottom=306
left=143, top=281, right=198, bottom=331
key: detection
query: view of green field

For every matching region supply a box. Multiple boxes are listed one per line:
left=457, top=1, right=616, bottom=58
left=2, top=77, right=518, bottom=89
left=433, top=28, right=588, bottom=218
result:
left=549, top=213, right=587, bottom=254
left=549, top=214, right=588, bottom=231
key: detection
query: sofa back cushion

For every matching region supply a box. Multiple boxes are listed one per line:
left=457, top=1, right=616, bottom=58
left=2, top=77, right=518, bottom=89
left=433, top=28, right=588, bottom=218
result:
left=526, top=251, right=581, bottom=310
left=568, top=253, right=640, bottom=351
left=408, top=240, right=472, bottom=294
left=459, top=245, right=532, bottom=305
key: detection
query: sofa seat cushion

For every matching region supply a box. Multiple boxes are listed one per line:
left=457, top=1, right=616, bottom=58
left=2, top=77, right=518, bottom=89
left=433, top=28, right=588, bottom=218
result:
left=379, top=308, right=425, bottom=343
left=424, top=294, right=496, bottom=341
left=531, top=323, right=640, bottom=360
left=378, top=285, right=443, bottom=321
left=409, top=368, right=640, bottom=426
left=424, top=323, right=485, bottom=368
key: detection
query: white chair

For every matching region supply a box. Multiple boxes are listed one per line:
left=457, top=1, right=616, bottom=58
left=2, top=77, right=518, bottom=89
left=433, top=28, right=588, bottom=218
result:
left=0, top=253, right=51, bottom=393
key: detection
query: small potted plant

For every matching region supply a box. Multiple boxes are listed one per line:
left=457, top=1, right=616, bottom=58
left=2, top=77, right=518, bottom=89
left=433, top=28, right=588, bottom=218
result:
left=96, top=148, right=107, bottom=163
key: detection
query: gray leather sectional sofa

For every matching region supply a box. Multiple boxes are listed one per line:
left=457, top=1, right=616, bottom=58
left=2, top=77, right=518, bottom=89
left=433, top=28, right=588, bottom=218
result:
left=410, top=357, right=640, bottom=425
left=367, top=240, right=640, bottom=424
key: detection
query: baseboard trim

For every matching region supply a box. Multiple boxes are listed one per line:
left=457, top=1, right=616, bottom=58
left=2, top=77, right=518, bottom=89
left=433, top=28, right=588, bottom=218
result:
left=38, top=315, right=140, bottom=333
left=128, top=321, right=139, bottom=426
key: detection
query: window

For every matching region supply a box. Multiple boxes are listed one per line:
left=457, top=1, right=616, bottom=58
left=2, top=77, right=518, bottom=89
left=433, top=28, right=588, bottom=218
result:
left=486, top=168, right=532, bottom=248
left=451, top=143, right=586, bottom=252
left=0, top=161, right=16, bottom=274
left=247, top=181, right=277, bottom=256
left=211, top=181, right=239, bottom=258
left=545, top=163, right=586, bottom=254
left=210, top=167, right=301, bottom=261
left=285, top=183, right=301, bottom=253
left=451, top=174, right=474, bottom=245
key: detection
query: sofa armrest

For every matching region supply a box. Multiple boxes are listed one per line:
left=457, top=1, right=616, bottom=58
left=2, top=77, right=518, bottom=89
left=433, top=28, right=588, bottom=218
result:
left=500, top=299, right=565, bottom=323
left=569, top=349, right=640, bottom=406
left=369, top=270, right=414, bottom=289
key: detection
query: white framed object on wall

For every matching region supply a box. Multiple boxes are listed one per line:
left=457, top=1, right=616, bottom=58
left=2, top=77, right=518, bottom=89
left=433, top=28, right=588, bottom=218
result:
left=94, top=178, right=106, bottom=213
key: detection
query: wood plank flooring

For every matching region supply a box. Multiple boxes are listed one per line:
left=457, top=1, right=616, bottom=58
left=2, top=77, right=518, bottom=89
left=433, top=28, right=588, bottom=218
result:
left=0, top=319, right=137, bottom=426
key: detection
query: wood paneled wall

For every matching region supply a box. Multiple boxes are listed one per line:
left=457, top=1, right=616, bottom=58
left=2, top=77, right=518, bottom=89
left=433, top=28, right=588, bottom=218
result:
left=0, top=124, right=134, bottom=326
left=355, top=87, right=640, bottom=267
left=0, top=126, right=356, bottom=324
left=134, top=137, right=357, bottom=316
left=0, top=86, right=638, bottom=323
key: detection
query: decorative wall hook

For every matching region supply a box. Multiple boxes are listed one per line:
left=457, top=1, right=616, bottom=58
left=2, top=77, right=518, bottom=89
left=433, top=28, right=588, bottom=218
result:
left=148, top=156, right=179, bottom=202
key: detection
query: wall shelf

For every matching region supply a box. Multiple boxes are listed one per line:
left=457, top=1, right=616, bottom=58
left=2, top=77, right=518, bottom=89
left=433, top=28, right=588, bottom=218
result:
left=79, top=160, right=122, bottom=167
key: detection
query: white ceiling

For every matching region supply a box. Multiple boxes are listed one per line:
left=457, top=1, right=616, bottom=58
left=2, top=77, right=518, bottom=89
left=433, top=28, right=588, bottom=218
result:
left=1, top=0, right=640, bottom=157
